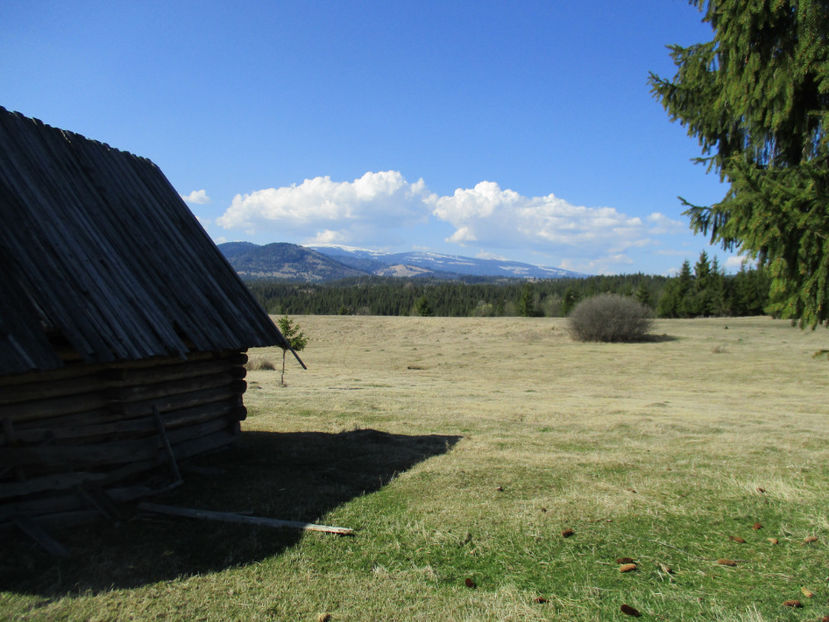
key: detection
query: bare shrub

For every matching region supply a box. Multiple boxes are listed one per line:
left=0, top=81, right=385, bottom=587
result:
left=568, top=294, right=653, bottom=342
left=247, top=357, right=276, bottom=371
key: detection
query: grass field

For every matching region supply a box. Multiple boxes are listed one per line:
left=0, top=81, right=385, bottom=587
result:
left=2, top=316, right=828, bottom=621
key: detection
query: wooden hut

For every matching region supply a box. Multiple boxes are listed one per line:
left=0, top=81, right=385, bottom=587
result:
left=0, top=106, right=288, bottom=528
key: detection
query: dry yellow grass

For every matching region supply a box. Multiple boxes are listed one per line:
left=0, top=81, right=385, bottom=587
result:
left=4, top=315, right=828, bottom=620
left=249, top=316, right=829, bottom=490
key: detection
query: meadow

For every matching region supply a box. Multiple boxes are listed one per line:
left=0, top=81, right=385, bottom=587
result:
left=2, top=315, right=828, bottom=621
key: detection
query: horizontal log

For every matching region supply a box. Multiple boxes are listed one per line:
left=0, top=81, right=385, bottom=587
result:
left=9, top=386, right=239, bottom=434
left=0, top=360, right=245, bottom=406
left=1, top=374, right=108, bottom=407
left=104, top=372, right=239, bottom=403
left=113, top=350, right=246, bottom=369
left=0, top=400, right=241, bottom=445
left=0, top=472, right=107, bottom=500
left=0, top=391, right=110, bottom=423
left=3, top=415, right=153, bottom=445
left=1, top=436, right=242, bottom=518
left=3, top=509, right=102, bottom=531
left=97, top=359, right=245, bottom=388
left=9, top=407, right=114, bottom=433
left=172, top=427, right=239, bottom=462
left=0, top=361, right=104, bottom=388
left=179, top=464, right=226, bottom=476
left=106, top=480, right=182, bottom=503
left=167, top=417, right=231, bottom=450
left=0, top=349, right=232, bottom=388
left=1, top=417, right=233, bottom=470
left=4, top=380, right=244, bottom=426
left=0, top=457, right=162, bottom=500
left=1, top=437, right=162, bottom=469
left=0, top=491, right=85, bottom=520
left=119, top=384, right=243, bottom=418
left=161, top=402, right=244, bottom=429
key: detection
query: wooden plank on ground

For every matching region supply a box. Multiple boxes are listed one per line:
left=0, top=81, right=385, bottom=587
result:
left=137, top=503, right=354, bottom=535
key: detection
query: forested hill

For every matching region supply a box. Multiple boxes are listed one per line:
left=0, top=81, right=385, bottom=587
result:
left=245, top=254, right=770, bottom=319
left=218, top=242, right=365, bottom=281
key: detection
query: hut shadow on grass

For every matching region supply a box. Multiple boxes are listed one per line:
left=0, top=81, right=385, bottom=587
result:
left=1, top=428, right=460, bottom=596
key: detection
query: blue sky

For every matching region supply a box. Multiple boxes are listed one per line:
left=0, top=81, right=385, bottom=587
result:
left=2, top=0, right=738, bottom=275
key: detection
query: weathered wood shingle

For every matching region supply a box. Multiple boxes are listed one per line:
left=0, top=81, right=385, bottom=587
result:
left=0, top=107, right=286, bottom=374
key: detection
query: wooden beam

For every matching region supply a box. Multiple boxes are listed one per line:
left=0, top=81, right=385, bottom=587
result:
left=153, top=406, right=182, bottom=485
left=75, top=485, right=123, bottom=521
left=11, top=516, right=70, bottom=557
left=137, top=503, right=354, bottom=535
left=106, top=479, right=182, bottom=503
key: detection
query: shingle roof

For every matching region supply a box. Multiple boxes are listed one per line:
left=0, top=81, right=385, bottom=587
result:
left=0, top=106, right=286, bottom=375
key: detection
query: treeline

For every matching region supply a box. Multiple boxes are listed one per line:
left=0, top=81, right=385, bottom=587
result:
left=656, top=253, right=769, bottom=318
left=246, top=252, right=770, bottom=319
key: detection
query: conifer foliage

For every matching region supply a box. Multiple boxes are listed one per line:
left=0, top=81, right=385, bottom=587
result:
left=246, top=270, right=768, bottom=319
left=649, top=0, right=829, bottom=326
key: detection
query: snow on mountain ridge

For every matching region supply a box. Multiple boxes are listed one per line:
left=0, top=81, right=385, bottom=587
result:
left=311, top=245, right=584, bottom=279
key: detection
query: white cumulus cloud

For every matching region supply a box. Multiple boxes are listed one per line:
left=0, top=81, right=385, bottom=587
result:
left=308, top=229, right=346, bottom=245
left=181, top=189, right=210, bottom=204
left=216, top=170, right=694, bottom=273
left=725, top=255, right=756, bottom=271
left=429, top=180, right=650, bottom=254
left=647, top=212, right=685, bottom=234
left=218, top=171, right=432, bottom=235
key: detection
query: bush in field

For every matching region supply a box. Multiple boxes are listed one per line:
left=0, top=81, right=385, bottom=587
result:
left=246, top=357, right=276, bottom=371
left=568, top=294, right=653, bottom=342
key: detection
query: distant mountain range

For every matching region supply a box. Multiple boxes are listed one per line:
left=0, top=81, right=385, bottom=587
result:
left=217, top=242, right=583, bottom=282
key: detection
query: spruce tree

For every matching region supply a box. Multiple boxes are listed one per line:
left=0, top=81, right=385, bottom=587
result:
left=657, top=281, right=680, bottom=318
left=690, top=251, right=714, bottom=316
left=414, top=295, right=433, bottom=317
left=519, top=283, right=536, bottom=317
left=676, top=260, right=695, bottom=317
left=649, top=0, right=829, bottom=326
left=635, top=281, right=653, bottom=309
left=709, top=256, right=727, bottom=315
left=561, top=287, right=580, bottom=315
left=276, top=316, right=308, bottom=386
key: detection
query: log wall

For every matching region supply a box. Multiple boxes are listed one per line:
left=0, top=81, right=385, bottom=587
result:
left=0, top=350, right=248, bottom=527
